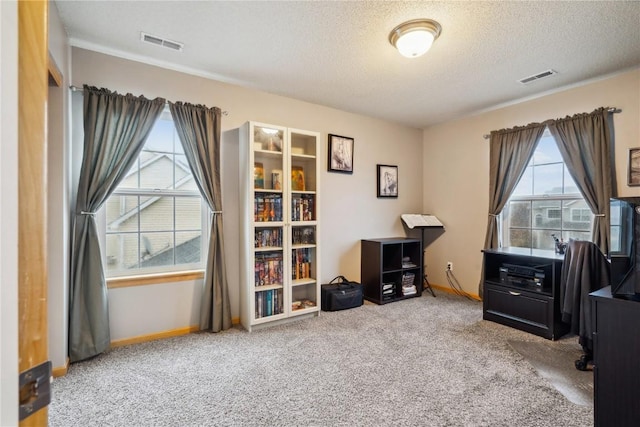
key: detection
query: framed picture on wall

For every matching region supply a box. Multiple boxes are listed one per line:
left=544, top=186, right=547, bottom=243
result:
left=328, top=134, right=354, bottom=174
left=377, top=164, right=398, bottom=198
left=629, top=148, right=640, bottom=186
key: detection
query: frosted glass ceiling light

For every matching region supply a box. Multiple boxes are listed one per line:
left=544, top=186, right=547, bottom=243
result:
left=389, top=19, right=442, bottom=58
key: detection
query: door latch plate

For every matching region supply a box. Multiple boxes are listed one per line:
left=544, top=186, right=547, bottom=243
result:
left=19, top=360, right=52, bottom=420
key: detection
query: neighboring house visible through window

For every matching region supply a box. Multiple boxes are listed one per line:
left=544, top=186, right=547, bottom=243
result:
left=101, top=110, right=206, bottom=276
left=501, top=129, right=594, bottom=250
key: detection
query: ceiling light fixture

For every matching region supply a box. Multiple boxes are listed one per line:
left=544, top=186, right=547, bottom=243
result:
left=389, top=19, right=442, bottom=58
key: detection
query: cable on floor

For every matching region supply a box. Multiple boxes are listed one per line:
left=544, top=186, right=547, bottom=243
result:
left=446, top=268, right=474, bottom=300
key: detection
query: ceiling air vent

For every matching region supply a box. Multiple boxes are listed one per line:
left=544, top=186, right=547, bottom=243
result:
left=140, top=32, right=184, bottom=51
left=518, top=69, right=557, bottom=85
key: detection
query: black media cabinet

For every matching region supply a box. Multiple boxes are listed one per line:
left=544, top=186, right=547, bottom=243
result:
left=482, top=248, right=569, bottom=340
left=361, top=238, right=423, bottom=304
left=590, top=286, right=640, bottom=427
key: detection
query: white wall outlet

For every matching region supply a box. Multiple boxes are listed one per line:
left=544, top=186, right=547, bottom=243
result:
left=447, top=261, right=453, bottom=271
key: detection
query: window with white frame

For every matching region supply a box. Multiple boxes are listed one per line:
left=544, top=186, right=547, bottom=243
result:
left=501, top=129, right=594, bottom=250
left=102, top=109, right=206, bottom=277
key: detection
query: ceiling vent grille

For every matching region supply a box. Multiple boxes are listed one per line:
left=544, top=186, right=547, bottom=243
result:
left=518, top=69, right=557, bottom=85
left=140, top=32, right=184, bottom=51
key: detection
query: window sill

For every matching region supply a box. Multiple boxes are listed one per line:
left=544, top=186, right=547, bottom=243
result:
left=107, top=270, right=205, bottom=289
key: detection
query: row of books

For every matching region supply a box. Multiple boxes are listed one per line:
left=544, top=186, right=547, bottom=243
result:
left=292, top=226, right=315, bottom=245
left=255, top=228, right=283, bottom=248
left=254, top=194, right=283, bottom=222
left=292, top=247, right=313, bottom=280
left=291, top=194, right=314, bottom=221
left=255, top=289, right=283, bottom=319
left=255, top=252, right=283, bottom=287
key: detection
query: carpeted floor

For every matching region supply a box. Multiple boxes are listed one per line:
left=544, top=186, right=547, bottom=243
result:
left=507, top=339, right=593, bottom=407
left=49, top=293, right=593, bottom=426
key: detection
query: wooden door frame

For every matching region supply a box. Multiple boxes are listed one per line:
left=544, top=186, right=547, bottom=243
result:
left=18, top=1, right=49, bottom=425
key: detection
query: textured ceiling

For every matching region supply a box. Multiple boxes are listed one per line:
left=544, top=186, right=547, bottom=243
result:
left=54, top=1, right=640, bottom=129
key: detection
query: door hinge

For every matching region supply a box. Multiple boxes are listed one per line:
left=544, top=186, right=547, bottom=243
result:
left=19, top=360, right=52, bottom=421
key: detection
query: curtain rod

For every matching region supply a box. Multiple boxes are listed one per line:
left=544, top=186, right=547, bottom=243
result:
left=69, top=85, right=229, bottom=116
left=482, top=107, right=621, bottom=139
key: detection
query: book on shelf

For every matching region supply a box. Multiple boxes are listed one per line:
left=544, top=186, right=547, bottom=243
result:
left=271, top=169, right=282, bottom=190
left=291, top=166, right=305, bottom=191
left=291, top=194, right=314, bottom=221
left=292, top=226, right=315, bottom=245
left=254, top=162, right=264, bottom=189
left=255, top=288, right=283, bottom=319
left=292, top=247, right=312, bottom=280
left=254, top=194, right=282, bottom=222
left=255, top=228, right=283, bottom=248
left=255, top=252, right=283, bottom=287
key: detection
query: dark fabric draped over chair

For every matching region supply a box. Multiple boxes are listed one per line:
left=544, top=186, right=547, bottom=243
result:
left=549, top=107, right=614, bottom=255
left=169, top=102, right=232, bottom=332
left=69, top=86, right=165, bottom=362
left=479, top=124, right=546, bottom=296
left=559, top=239, right=610, bottom=369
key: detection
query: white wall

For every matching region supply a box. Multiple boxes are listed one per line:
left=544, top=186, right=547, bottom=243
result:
left=48, top=0, right=71, bottom=371
left=67, top=48, right=424, bottom=341
left=422, top=69, right=640, bottom=297
left=0, top=1, right=19, bottom=425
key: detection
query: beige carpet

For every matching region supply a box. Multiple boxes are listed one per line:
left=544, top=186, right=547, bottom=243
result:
left=50, top=294, right=593, bottom=426
left=508, top=337, right=593, bottom=407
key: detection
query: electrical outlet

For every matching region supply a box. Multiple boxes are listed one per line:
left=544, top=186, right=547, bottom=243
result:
left=447, top=261, right=453, bottom=271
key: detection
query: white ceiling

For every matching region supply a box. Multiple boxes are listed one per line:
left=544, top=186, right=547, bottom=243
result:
left=54, top=1, right=640, bottom=129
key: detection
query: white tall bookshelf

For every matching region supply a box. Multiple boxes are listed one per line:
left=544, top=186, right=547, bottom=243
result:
left=239, top=121, right=321, bottom=331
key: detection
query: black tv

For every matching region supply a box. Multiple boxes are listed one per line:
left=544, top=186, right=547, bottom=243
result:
left=610, top=197, right=640, bottom=299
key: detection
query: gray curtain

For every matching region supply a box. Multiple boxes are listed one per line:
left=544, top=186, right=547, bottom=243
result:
left=548, top=107, right=613, bottom=254
left=169, top=102, right=231, bottom=332
left=480, top=124, right=546, bottom=297
left=483, top=124, right=547, bottom=249
left=69, top=86, right=165, bottom=362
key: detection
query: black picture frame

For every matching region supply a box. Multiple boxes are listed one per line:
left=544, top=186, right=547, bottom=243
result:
left=377, top=164, right=398, bottom=198
left=629, top=147, right=640, bottom=186
left=328, top=134, right=354, bottom=174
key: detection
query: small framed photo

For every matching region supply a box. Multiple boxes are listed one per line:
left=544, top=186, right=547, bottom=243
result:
left=328, top=134, right=354, bottom=174
left=629, top=148, right=640, bottom=186
left=377, top=164, right=398, bottom=198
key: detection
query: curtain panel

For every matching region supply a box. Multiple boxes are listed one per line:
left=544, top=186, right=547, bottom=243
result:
left=69, top=86, right=165, bottom=362
left=483, top=124, right=547, bottom=249
left=548, top=107, right=614, bottom=255
left=169, top=102, right=232, bottom=332
left=480, top=124, right=546, bottom=297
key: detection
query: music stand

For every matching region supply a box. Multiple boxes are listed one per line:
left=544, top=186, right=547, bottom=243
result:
left=400, top=214, right=445, bottom=298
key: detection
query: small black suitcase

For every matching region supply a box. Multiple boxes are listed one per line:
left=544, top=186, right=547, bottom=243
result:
left=321, top=276, right=363, bottom=311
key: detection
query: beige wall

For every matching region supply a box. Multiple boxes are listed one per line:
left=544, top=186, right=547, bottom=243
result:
left=70, top=47, right=424, bottom=340
left=48, top=0, right=72, bottom=372
left=423, top=69, right=640, bottom=297
left=1, top=1, right=19, bottom=424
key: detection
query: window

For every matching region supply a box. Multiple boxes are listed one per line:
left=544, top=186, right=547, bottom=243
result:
left=571, top=208, right=592, bottom=223
left=101, top=110, right=206, bottom=277
left=609, top=199, right=634, bottom=255
left=501, top=129, right=594, bottom=250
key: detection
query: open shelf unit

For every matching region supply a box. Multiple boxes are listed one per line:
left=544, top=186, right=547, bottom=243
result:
left=361, top=238, right=423, bottom=304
